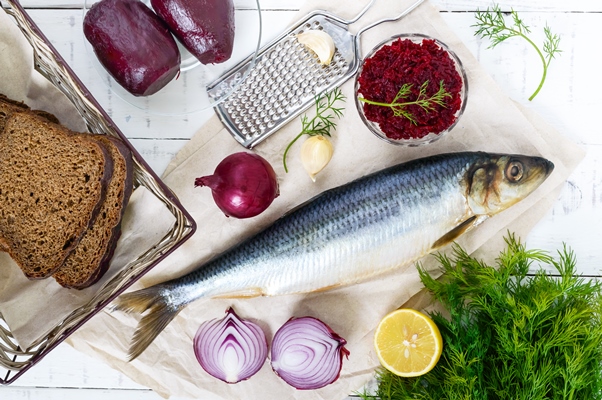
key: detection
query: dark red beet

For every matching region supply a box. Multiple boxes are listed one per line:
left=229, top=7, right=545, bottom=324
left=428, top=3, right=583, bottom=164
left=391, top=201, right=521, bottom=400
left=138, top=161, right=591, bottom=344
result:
left=151, top=0, right=235, bottom=65
left=83, top=0, right=181, bottom=96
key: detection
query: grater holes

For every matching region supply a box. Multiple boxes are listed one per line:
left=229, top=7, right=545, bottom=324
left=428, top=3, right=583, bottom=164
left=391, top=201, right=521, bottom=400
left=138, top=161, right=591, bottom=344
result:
left=219, top=19, right=353, bottom=144
left=290, top=50, right=302, bottom=63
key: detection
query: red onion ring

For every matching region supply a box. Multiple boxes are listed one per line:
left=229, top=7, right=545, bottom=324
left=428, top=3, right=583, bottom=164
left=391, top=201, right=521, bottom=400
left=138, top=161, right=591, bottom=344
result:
left=193, top=308, right=268, bottom=383
left=270, top=316, right=349, bottom=390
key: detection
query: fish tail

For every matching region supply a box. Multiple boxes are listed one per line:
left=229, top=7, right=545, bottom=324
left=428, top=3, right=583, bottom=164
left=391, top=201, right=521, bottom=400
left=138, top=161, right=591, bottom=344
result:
left=112, top=286, right=185, bottom=361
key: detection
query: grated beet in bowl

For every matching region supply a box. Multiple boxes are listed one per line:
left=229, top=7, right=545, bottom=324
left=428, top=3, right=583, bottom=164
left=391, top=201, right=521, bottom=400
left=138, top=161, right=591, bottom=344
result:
left=356, top=34, right=467, bottom=144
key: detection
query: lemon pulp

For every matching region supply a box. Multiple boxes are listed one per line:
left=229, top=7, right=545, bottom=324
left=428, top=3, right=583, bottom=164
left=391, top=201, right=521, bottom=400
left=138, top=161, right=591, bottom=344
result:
left=374, top=308, right=443, bottom=377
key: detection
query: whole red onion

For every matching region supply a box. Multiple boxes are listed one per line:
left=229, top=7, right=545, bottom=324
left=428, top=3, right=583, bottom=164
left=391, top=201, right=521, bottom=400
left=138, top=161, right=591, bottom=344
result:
left=195, top=152, right=279, bottom=219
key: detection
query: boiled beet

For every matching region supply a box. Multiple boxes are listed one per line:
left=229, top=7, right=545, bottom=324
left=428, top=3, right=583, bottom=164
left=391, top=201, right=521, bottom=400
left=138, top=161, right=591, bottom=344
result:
left=151, top=0, right=235, bottom=65
left=83, top=0, right=181, bottom=96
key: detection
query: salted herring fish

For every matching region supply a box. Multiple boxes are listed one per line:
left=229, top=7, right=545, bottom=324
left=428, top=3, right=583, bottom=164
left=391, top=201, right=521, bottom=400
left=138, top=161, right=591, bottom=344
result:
left=114, top=151, right=553, bottom=360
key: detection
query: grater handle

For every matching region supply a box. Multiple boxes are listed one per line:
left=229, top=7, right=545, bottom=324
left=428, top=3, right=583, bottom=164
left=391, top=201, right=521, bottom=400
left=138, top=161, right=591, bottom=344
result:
left=354, top=0, right=426, bottom=46
left=346, top=0, right=376, bottom=24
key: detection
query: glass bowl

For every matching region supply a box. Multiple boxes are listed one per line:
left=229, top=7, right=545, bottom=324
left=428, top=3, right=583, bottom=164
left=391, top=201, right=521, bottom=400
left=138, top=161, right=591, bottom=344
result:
left=354, top=33, right=468, bottom=146
left=82, top=0, right=262, bottom=116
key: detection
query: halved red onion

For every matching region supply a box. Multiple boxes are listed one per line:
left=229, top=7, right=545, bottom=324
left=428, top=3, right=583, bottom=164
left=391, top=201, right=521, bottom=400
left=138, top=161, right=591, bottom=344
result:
left=270, top=316, right=349, bottom=390
left=193, top=308, right=268, bottom=383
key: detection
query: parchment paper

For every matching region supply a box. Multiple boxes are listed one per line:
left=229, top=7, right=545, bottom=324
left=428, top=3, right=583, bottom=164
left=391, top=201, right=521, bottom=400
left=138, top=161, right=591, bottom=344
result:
left=0, top=0, right=585, bottom=398
left=64, top=1, right=585, bottom=399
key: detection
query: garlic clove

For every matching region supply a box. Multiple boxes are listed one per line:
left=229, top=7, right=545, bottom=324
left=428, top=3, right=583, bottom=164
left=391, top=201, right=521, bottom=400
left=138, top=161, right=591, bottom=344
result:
left=296, top=30, right=336, bottom=66
left=300, top=136, right=334, bottom=182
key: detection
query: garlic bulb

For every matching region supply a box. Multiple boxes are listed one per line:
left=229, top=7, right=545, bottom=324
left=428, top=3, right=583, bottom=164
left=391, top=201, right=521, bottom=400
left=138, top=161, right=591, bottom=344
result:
left=300, top=136, right=334, bottom=182
left=296, top=30, right=336, bottom=65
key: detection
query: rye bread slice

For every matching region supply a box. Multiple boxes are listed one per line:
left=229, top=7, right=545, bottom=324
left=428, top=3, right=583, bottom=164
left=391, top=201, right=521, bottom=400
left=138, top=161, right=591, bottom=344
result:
left=0, top=93, right=60, bottom=127
left=0, top=111, right=112, bottom=279
left=0, top=98, right=23, bottom=254
left=0, top=94, right=29, bottom=132
left=53, top=135, right=133, bottom=289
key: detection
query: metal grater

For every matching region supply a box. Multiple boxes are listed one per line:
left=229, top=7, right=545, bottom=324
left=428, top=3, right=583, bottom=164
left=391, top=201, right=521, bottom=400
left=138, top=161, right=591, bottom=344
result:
left=207, top=0, right=425, bottom=149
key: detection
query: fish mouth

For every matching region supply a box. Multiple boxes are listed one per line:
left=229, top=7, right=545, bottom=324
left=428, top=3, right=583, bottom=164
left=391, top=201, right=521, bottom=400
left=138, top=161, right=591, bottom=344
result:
left=529, top=156, right=554, bottom=178
left=544, top=159, right=555, bottom=176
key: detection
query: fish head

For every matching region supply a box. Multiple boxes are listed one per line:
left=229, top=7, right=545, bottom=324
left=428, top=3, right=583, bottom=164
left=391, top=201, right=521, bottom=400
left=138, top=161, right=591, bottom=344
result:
left=466, top=154, right=554, bottom=216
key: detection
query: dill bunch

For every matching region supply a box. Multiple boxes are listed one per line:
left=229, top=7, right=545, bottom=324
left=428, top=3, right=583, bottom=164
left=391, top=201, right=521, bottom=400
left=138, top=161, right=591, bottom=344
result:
left=362, top=234, right=602, bottom=400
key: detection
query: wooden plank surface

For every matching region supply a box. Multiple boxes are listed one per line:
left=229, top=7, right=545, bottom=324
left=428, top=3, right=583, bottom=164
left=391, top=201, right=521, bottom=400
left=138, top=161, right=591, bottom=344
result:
left=2, top=0, right=602, bottom=398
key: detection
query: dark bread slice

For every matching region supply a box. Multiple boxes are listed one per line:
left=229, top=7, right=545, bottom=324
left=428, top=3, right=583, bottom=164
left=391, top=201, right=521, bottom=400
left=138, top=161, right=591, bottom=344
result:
left=78, top=137, right=133, bottom=288
left=0, top=94, right=29, bottom=132
left=0, top=111, right=112, bottom=279
left=0, top=96, right=41, bottom=254
left=0, top=94, right=60, bottom=127
left=0, top=97, right=61, bottom=254
left=53, top=135, right=133, bottom=289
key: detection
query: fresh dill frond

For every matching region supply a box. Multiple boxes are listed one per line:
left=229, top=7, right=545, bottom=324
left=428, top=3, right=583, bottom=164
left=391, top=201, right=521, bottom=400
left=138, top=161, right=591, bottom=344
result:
left=364, top=234, right=602, bottom=400
left=358, top=80, right=452, bottom=125
left=282, top=87, right=345, bottom=173
left=473, top=4, right=562, bottom=101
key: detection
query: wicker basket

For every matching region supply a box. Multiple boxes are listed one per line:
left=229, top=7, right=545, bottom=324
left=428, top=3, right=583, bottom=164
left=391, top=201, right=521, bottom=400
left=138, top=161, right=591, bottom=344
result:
left=0, top=0, right=196, bottom=384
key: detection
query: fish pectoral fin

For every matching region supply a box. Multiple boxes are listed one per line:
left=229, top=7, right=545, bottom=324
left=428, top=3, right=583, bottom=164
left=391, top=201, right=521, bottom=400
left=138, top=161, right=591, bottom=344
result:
left=211, top=287, right=267, bottom=299
left=432, top=215, right=478, bottom=249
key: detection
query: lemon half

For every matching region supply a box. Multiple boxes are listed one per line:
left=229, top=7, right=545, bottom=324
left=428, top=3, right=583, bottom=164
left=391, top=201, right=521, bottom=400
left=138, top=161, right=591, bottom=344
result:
left=374, top=308, right=443, bottom=377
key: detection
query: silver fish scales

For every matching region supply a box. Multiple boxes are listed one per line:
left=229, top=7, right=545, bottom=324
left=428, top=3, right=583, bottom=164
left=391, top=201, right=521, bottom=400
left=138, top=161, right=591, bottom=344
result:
left=115, top=152, right=553, bottom=360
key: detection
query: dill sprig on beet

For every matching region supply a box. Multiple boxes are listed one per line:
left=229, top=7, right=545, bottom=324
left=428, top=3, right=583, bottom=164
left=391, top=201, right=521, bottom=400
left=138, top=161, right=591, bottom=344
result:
left=358, top=80, right=452, bottom=125
left=361, top=234, right=602, bottom=400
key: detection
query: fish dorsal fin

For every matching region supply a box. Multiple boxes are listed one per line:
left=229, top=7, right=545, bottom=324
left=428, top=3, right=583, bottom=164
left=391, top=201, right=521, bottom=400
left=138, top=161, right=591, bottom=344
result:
left=211, top=287, right=266, bottom=299
left=432, top=215, right=478, bottom=249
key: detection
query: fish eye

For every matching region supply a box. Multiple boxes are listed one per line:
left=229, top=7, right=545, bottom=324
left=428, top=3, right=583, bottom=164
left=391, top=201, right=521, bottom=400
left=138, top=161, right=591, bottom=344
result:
left=505, top=161, right=524, bottom=182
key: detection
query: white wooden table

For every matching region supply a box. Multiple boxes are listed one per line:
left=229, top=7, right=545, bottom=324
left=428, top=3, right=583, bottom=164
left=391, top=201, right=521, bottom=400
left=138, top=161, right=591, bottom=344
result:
left=2, top=0, right=602, bottom=398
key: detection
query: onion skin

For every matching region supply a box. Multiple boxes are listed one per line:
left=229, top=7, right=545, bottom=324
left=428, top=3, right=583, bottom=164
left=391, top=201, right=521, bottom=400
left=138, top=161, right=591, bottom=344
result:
left=193, top=307, right=268, bottom=384
left=270, top=316, right=349, bottom=390
left=194, top=152, right=279, bottom=219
